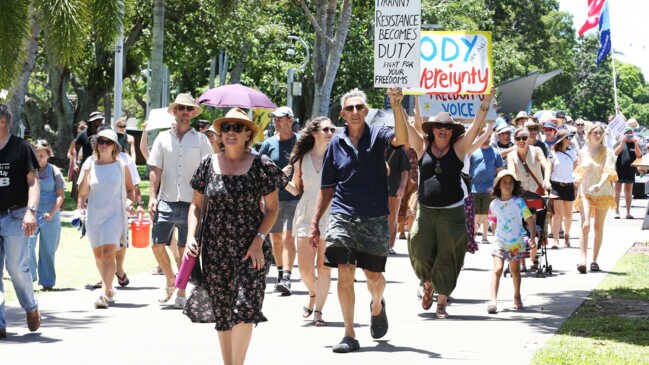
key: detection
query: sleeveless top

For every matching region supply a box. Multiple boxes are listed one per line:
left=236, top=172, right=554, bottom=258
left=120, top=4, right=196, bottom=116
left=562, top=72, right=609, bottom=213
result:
left=293, top=151, right=329, bottom=237
left=418, top=146, right=464, bottom=207
left=117, top=132, right=130, bottom=155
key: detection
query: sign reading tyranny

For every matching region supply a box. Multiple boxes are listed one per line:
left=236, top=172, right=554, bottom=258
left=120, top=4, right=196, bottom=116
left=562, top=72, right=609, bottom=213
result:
left=416, top=31, right=493, bottom=94
left=373, top=0, right=421, bottom=88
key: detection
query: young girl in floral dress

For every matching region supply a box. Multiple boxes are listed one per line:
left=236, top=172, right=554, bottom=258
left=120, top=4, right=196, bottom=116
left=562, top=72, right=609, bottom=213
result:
left=487, top=170, right=536, bottom=314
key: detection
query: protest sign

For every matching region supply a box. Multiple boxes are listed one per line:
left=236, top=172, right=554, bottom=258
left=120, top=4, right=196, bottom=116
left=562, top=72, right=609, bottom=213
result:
left=373, top=0, right=421, bottom=88
left=410, top=31, right=493, bottom=94
left=417, top=94, right=497, bottom=121
left=608, top=113, right=626, bottom=141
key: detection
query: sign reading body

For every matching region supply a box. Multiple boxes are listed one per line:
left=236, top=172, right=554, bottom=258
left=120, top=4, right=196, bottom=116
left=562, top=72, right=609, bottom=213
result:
left=373, top=0, right=421, bottom=88
left=418, top=94, right=498, bottom=121
left=415, top=31, right=493, bottom=94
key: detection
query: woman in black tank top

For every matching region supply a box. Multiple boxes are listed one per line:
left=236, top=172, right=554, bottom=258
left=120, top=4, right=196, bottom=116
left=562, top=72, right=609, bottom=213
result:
left=406, top=90, right=495, bottom=318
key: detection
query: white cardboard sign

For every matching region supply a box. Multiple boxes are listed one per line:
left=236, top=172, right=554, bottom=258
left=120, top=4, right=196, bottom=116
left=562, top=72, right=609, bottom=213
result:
left=418, top=94, right=498, bottom=121
left=373, top=0, right=421, bottom=88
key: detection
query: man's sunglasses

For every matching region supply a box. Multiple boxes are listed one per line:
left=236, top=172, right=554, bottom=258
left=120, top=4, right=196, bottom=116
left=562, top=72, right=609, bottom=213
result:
left=221, top=123, right=247, bottom=133
left=321, top=127, right=336, bottom=133
left=514, top=136, right=528, bottom=141
left=177, top=105, right=195, bottom=112
left=116, top=124, right=126, bottom=129
left=343, top=104, right=366, bottom=112
left=97, top=138, right=114, bottom=145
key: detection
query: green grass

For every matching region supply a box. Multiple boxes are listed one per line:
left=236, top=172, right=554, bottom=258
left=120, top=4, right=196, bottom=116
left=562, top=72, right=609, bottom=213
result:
left=531, top=251, right=649, bottom=365
left=3, top=169, right=155, bottom=303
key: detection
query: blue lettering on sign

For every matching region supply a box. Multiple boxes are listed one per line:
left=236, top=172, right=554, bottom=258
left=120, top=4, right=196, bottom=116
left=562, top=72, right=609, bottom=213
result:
left=420, top=34, right=484, bottom=63
left=441, top=38, right=459, bottom=61
left=461, top=36, right=478, bottom=62
left=420, top=36, right=436, bottom=61
left=440, top=103, right=475, bottom=117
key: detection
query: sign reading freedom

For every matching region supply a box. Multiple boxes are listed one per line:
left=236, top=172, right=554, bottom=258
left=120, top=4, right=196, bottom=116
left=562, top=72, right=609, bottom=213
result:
left=412, top=31, right=493, bottom=94
left=418, top=94, right=498, bottom=121
left=373, top=0, right=421, bottom=88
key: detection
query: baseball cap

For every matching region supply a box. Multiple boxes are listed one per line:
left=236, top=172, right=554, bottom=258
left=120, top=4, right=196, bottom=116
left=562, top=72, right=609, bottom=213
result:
left=555, top=110, right=566, bottom=119
left=543, top=121, right=558, bottom=130
left=269, top=106, right=294, bottom=119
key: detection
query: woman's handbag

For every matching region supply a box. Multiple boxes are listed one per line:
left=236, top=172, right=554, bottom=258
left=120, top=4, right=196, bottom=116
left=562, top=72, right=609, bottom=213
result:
left=182, top=185, right=216, bottom=323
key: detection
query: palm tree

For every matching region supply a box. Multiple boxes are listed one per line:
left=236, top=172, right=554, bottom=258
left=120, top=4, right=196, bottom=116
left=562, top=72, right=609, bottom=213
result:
left=150, top=0, right=164, bottom=109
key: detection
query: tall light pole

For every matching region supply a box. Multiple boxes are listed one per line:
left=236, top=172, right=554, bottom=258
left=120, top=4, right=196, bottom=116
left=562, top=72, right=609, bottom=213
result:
left=112, top=24, right=124, bottom=127
left=286, top=35, right=310, bottom=111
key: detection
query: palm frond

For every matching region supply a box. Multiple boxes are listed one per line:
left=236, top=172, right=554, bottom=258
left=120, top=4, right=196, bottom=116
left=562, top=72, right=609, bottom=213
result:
left=0, top=0, right=30, bottom=88
left=38, top=0, right=90, bottom=66
left=90, top=0, right=125, bottom=46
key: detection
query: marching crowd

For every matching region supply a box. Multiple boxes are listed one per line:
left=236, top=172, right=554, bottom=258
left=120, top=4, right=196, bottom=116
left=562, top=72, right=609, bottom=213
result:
left=0, top=86, right=643, bottom=362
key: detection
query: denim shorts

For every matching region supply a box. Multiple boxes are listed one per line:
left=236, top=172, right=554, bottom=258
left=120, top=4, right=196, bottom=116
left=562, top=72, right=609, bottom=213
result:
left=323, top=213, right=389, bottom=272
left=270, top=199, right=298, bottom=234
left=152, top=200, right=190, bottom=247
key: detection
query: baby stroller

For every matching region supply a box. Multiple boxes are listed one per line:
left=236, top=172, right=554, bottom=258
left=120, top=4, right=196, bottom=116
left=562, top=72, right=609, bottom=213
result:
left=504, top=194, right=553, bottom=278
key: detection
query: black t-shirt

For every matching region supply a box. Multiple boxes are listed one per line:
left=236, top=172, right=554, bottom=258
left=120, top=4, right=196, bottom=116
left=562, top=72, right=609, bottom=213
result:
left=386, top=146, right=411, bottom=196
left=0, top=135, right=39, bottom=211
left=75, top=129, right=97, bottom=164
left=534, top=140, right=549, bottom=158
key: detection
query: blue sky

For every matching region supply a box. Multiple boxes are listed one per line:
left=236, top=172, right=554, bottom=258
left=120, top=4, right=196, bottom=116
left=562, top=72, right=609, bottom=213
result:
left=559, top=0, right=649, bottom=78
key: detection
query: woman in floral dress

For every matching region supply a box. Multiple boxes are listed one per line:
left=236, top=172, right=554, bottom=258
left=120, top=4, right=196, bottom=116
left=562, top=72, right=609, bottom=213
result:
left=186, top=108, right=287, bottom=365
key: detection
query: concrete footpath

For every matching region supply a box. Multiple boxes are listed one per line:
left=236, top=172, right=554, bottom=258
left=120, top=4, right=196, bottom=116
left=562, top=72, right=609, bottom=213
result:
left=2, top=200, right=648, bottom=365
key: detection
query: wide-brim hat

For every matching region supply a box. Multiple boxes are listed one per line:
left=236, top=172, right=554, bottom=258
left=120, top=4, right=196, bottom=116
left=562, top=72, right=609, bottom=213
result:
left=168, top=93, right=203, bottom=118
left=88, top=111, right=105, bottom=123
left=554, top=129, right=572, bottom=144
left=493, top=169, right=518, bottom=190
left=421, top=111, right=465, bottom=138
left=213, top=108, right=258, bottom=134
left=513, top=111, right=529, bottom=124
left=97, top=129, right=119, bottom=146
left=495, top=123, right=514, bottom=135
left=626, top=118, right=639, bottom=129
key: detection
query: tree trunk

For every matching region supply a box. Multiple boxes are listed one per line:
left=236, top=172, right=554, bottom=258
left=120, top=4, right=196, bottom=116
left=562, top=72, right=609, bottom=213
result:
left=150, top=0, right=165, bottom=108
left=48, top=65, right=74, bottom=159
left=8, top=10, right=40, bottom=135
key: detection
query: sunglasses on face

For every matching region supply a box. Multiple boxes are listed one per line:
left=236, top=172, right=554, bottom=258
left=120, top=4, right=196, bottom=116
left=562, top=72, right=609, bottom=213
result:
left=117, top=125, right=126, bottom=129
left=321, top=127, right=336, bottom=134
left=515, top=136, right=528, bottom=141
left=177, top=105, right=195, bottom=112
left=221, top=123, right=247, bottom=133
left=527, top=127, right=539, bottom=132
left=97, top=138, right=113, bottom=146
left=432, top=123, right=453, bottom=130
left=576, top=124, right=584, bottom=127
left=543, top=128, right=555, bottom=132
left=343, top=104, right=367, bottom=112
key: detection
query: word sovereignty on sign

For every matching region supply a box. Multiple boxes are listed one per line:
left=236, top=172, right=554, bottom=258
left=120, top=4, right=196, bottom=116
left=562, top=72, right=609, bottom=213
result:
left=420, top=66, right=490, bottom=94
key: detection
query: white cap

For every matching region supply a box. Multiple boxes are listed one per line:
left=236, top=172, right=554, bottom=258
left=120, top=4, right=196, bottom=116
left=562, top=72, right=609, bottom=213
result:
left=269, top=106, right=294, bottom=118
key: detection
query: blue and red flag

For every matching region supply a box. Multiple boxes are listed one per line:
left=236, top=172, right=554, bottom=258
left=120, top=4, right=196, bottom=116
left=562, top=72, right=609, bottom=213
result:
left=596, top=1, right=611, bottom=66
left=578, top=0, right=606, bottom=36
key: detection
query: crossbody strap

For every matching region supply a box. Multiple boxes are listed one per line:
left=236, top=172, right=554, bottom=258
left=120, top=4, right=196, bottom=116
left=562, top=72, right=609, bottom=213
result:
left=518, top=151, right=542, bottom=190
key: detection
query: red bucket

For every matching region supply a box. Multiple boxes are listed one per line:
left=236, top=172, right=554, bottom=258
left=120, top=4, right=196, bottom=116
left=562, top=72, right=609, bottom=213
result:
left=130, top=212, right=151, bottom=248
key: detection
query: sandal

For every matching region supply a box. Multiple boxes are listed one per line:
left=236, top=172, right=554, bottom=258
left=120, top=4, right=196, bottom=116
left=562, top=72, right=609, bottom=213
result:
left=420, top=282, right=434, bottom=310
left=487, top=304, right=497, bottom=314
left=435, top=302, right=448, bottom=319
left=159, top=285, right=175, bottom=303
left=313, top=310, right=326, bottom=327
left=116, top=272, right=130, bottom=287
left=303, top=294, right=316, bottom=318
left=626, top=214, right=634, bottom=219
left=513, top=296, right=523, bottom=310
left=564, top=235, right=570, bottom=248
left=590, top=262, right=600, bottom=272
left=577, top=264, right=587, bottom=274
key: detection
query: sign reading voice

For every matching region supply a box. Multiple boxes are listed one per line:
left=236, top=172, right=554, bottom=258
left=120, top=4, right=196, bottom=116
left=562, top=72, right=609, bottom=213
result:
left=415, top=31, right=493, bottom=94
left=418, top=94, right=498, bottom=121
left=374, top=0, right=421, bottom=88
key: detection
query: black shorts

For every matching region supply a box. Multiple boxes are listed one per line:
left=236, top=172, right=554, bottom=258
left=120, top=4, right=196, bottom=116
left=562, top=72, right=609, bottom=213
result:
left=550, top=181, right=575, bottom=202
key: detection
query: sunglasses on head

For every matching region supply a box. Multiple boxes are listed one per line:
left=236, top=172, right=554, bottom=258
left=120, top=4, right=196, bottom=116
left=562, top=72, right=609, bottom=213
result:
left=97, top=138, right=113, bottom=145
left=343, top=104, right=366, bottom=112
left=177, top=105, right=195, bottom=112
left=514, top=136, right=528, bottom=141
left=321, top=127, right=336, bottom=133
left=221, top=122, right=247, bottom=133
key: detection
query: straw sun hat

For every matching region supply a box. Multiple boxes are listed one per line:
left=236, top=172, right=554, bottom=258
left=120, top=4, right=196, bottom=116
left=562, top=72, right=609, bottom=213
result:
left=167, top=93, right=203, bottom=118
left=213, top=108, right=258, bottom=134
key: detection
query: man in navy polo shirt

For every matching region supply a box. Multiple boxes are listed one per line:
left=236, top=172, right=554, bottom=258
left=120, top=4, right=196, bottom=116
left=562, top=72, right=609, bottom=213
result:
left=309, top=88, right=407, bottom=353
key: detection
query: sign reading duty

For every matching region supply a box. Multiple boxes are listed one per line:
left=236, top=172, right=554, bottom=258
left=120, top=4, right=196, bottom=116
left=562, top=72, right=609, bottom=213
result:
left=414, top=31, right=493, bottom=95
left=373, top=0, right=421, bottom=88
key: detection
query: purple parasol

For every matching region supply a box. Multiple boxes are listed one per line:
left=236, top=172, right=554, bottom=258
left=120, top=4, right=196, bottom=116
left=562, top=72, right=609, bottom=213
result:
left=197, top=83, right=277, bottom=109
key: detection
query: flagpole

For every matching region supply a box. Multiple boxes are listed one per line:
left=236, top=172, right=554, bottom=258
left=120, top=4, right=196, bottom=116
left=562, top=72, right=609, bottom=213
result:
left=608, top=0, right=619, bottom=112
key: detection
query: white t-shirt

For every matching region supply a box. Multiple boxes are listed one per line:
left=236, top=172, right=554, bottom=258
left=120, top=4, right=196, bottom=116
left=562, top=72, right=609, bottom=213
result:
left=550, top=149, right=576, bottom=183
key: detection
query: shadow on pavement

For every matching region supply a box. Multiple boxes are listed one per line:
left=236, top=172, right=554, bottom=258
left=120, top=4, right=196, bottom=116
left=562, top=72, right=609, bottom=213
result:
left=110, top=303, right=149, bottom=309
left=361, top=340, right=442, bottom=357
left=0, top=332, right=62, bottom=344
left=116, top=286, right=159, bottom=291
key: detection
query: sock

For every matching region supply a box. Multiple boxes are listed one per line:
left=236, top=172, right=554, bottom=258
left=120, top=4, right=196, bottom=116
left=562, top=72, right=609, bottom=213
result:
left=277, top=267, right=283, bottom=280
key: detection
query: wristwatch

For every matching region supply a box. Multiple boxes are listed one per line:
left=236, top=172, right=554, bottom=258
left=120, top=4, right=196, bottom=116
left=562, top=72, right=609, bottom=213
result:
left=256, top=232, right=267, bottom=241
left=27, top=205, right=37, bottom=213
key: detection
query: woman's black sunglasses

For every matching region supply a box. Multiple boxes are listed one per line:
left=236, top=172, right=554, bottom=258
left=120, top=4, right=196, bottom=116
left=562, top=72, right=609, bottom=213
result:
left=221, top=123, right=247, bottom=133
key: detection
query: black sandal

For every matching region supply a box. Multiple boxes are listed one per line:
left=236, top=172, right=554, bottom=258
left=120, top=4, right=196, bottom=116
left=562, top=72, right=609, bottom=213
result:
left=313, top=310, right=326, bottom=327
left=590, top=262, right=600, bottom=272
left=577, top=264, right=587, bottom=274
left=302, top=294, right=316, bottom=318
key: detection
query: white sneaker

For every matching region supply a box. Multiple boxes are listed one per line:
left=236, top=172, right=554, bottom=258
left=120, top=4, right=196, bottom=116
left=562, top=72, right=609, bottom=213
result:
left=95, top=295, right=109, bottom=309
left=174, top=296, right=187, bottom=309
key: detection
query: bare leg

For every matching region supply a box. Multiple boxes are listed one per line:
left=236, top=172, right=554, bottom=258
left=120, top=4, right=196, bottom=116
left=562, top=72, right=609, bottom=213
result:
left=562, top=200, right=573, bottom=245
left=297, top=237, right=317, bottom=309
left=177, top=247, right=186, bottom=298
left=489, top=256, right=504, bottom=305
left=363, top=269, right=386, bottom=316
left=510, top=259, right=522, bottom=308
left=217, top=331, right=233, bottom=365
left=614, top=182, right=622, bottom=215
left=476, top=215, right=488, bottom=238
left=337, top=264, right=356, bottom=338
left=231, top=323, right=253, bottom=365
left=580, top=200, right=592, bottom=266
left=170, top=229, right=181, bottom=268
left=270, top=232, right=283, bottom=272
left=94, top=244, right=117, bottom=298
left=282, top=231, right=296, bottom=273
left=592, top=208, right=607, bottom=262
left=115, top=247, right=126, bottom=277
left=551, top=201, right=563, bottom=247
left=152, top=244, right=175, bottom=288
left=624, top=183, right=633, bottom=217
